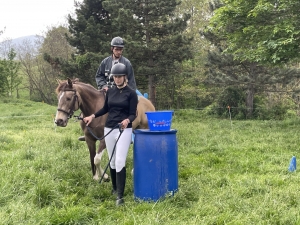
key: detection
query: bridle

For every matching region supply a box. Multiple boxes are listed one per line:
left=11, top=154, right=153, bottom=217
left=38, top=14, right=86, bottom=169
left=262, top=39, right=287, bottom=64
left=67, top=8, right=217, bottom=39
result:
left=57, top=88, right=80, bottom=119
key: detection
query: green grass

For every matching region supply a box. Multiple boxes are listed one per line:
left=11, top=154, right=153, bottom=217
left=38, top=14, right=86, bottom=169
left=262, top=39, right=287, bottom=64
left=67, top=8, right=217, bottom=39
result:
left=1, top=100, right=300, bottom=224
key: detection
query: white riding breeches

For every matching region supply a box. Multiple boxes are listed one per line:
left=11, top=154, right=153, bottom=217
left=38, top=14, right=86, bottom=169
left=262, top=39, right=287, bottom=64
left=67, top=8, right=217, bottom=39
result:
left=104, top=127, right=132, bottom=172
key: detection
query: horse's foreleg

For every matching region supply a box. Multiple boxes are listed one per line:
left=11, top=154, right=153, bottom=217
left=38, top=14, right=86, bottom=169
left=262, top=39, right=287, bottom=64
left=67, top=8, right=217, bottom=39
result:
left=94, top=140, right=109, bottom=181
left=94, top=150, right=109, bottom=181
left=86, top=141, right=97, bottom=178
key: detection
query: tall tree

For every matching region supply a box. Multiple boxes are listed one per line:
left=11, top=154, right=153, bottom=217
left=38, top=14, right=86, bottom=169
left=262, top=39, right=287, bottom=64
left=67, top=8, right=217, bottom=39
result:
left=18, top=38, right=54, bottom=103
left=0, top=61, right=7, bottom=95
left=42, top=26, right=75, bottom=62
left=203, top=1, right=300, bottom=117
left=173, top=0, right=216, bottom=109
left=0, top=38, right=14, bottom=59
left=0, top=49, right=21, bottom=97
left=66, top=0, right=193, bottom=106
left=67, top=0, right=111, bottom=54
left=204, top=46, right=300, bottom=117
left=17, top=26, right=73, bottom=104
left=64, top=0, right=112, bottom=84
left=42, top=25, right=80, bottom=82
left=5, top=49, right=21, bottom=97
left=0, top=36, right=10, bottom=96
left=102, top=0, right=193, bottom=106
left=207, top=0, right=300, bottom=65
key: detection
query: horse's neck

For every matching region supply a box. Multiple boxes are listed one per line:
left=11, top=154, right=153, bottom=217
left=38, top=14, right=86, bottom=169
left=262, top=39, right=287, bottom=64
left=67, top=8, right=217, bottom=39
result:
left=76, top=85, right=105, bottom=116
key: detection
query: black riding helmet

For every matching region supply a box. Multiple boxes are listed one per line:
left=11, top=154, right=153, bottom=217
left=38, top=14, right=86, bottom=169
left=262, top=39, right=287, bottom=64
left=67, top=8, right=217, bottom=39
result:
left=111, top=37, right=124, bottom=48
left=110, top=63, right=127, bottom=77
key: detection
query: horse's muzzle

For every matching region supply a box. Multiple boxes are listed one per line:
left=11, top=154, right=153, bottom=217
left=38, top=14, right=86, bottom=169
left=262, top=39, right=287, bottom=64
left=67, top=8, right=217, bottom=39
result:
left=55, top=119, right=68, bottom=127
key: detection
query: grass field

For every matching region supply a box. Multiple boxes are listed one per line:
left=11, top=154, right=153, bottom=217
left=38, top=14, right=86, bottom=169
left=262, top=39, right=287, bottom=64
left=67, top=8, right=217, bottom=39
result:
left=1, top=99, right=300, bottom=224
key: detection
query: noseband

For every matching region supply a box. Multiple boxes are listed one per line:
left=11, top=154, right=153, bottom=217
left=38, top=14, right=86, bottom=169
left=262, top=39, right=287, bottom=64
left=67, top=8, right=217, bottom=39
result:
left=57, top=89, right=79, bottom=119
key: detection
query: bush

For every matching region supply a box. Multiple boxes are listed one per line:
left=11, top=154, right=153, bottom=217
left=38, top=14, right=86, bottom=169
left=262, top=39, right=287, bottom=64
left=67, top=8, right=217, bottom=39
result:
left=253, top=94, right=297, bottom=120
left=206, top=89, right=298, bottom=120
left=210, top=87, right=247, bottom=119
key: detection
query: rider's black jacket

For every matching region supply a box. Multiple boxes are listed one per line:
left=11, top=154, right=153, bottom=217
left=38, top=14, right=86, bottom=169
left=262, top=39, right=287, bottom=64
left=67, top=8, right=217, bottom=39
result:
left=94, top=85, right=138, bottom=128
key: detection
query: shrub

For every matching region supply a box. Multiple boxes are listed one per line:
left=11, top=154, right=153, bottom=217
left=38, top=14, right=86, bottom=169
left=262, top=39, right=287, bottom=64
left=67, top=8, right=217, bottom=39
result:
left=210, top=87, right=246, bottom=119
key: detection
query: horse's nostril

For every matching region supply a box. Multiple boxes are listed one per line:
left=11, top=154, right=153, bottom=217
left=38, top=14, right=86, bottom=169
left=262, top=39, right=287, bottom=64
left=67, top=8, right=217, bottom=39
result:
left=55, top=119, right=63, bottom=125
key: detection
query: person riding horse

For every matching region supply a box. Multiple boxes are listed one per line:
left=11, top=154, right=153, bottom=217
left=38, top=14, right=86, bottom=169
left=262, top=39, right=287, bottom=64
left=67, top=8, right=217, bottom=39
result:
left=96, top=36, right=136, bottom=91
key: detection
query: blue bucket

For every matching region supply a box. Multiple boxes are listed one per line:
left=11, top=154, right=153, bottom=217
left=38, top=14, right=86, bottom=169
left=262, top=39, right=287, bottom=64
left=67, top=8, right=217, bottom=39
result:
left=145, top=111, right=173, bottom=131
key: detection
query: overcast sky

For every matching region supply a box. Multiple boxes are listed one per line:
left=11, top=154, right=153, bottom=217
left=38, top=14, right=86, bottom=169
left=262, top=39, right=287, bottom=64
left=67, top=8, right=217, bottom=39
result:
left=0, top=0, right=82, bottom=40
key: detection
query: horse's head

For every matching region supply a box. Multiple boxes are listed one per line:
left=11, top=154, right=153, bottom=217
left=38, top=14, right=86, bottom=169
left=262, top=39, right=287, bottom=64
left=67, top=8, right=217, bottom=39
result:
left=55, top=78, right=80, bottom=127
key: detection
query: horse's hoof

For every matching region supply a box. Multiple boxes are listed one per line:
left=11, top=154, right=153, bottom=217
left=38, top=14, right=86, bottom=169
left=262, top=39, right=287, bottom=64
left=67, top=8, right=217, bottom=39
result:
left=103, top=174, right=110, bottom=182
left=78, top=136, right=86, bottom=141
left=93, top=175, right=99, bottom=180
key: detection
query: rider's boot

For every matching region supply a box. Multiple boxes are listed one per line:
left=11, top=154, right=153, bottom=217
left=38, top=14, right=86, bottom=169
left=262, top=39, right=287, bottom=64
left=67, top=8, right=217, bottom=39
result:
left=110, top=167, right=117, bottom=195
left=116, top=167, right=126, bottom=206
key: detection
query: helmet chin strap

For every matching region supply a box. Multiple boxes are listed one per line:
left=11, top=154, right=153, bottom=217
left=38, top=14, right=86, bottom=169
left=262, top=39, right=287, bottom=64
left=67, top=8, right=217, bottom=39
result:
left=117, top=81, right=126, bottom=88
left=116, top=77, right=126, bottom=88
left=113, top=53, right=120, bottom=59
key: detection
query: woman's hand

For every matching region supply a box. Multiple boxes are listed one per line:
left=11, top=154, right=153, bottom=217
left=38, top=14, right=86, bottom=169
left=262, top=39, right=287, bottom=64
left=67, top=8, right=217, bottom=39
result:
left=120, top=119, right=130, bottom=129
left=83, top=114, right=95, bottom=126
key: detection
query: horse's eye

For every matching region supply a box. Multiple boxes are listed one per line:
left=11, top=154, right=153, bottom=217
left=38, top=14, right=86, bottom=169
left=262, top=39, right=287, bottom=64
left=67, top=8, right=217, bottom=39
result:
left=66, top=97, right=71, bottom=101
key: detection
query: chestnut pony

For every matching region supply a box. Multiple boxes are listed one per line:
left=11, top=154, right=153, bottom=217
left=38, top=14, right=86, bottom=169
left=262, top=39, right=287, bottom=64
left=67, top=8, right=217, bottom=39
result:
left=55, top=78, right=155, bottom=180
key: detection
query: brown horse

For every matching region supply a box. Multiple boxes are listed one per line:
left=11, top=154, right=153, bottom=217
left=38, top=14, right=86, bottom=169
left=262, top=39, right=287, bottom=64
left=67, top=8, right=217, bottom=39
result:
left=54, top=78, right=155, bottom=181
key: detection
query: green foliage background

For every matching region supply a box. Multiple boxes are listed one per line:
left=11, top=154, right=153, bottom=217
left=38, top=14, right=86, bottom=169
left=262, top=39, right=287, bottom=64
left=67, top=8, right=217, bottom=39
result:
left=3, top=0, right=300, bottom=121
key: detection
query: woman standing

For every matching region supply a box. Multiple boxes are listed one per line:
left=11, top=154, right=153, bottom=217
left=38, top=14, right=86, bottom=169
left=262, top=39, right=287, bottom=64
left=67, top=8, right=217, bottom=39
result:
left=84, top=63, right=138, bottom=206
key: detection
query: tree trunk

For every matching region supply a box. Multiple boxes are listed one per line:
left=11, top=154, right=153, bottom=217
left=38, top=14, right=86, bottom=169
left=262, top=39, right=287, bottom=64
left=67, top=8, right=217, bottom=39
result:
left=246, top=64, right=256, bottom=118
left=148, top=74, right=156, bottom=107
left=145, top=5, right=156, bottom=107
left=16, top=87, right=20, bottom=99
left=246, top=85, right=254, bottom=118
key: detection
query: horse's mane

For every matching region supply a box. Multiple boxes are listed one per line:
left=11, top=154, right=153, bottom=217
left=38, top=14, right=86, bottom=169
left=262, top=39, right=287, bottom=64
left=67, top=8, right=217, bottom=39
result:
left=55, top=78, right=97, bottom=94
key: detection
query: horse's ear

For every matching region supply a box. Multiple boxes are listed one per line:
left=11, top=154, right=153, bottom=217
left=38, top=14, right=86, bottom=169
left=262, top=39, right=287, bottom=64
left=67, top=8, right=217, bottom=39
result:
left=67, top=78, right=73, bottom=88
left=56, top=79, right=62, bottom=84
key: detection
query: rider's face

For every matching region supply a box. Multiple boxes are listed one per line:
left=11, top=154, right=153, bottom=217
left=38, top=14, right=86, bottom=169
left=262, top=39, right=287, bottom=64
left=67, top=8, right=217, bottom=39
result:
left=113, top=75, right=125, bottom=86
left=112, top=47, right=123, bottom=58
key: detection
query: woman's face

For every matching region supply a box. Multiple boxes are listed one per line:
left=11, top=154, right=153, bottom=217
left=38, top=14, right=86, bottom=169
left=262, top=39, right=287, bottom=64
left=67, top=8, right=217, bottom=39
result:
left=113, top=75, right=125, bottom=86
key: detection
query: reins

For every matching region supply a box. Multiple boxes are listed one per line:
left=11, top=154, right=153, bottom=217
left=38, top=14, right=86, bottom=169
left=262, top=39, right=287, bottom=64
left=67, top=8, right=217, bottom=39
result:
left=75, top=116, right=121, bottom=141
left=76, top=116, right=124, bottom=184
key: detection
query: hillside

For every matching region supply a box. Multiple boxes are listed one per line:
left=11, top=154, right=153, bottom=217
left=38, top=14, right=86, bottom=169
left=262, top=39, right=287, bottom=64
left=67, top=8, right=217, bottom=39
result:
left=11, top=35, right=42, bottom=46
left=0, top=35, right=43, bottom=50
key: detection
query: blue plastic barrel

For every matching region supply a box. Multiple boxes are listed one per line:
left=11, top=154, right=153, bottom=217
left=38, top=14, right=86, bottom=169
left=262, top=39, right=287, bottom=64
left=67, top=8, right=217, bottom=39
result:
left=133, top=129, right=178, bottom=201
